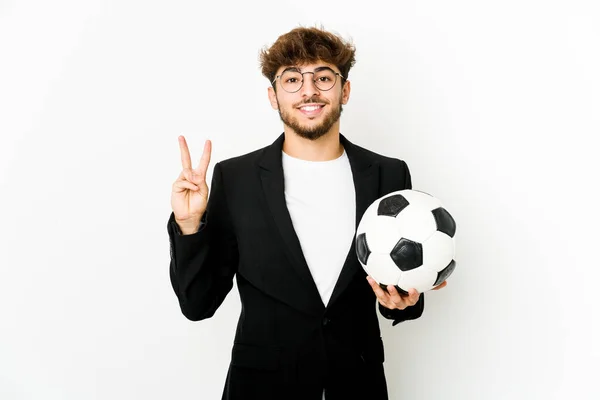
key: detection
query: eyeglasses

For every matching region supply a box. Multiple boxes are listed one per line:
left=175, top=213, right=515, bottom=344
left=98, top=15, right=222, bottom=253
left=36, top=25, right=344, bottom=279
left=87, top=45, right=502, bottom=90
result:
left=272, top=67, right=345, bottom=93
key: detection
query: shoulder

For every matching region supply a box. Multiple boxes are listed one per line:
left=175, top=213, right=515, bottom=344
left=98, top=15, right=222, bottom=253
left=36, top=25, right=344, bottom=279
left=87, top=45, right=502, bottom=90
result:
left=345, top=137, right=409, bottom=170
left=213, top=142, right=272, bottom=174
left=344, top=136, right=412, bottom=191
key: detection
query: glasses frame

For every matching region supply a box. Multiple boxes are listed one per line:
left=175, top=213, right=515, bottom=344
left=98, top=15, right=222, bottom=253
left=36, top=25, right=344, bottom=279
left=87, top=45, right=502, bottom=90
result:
left=272, top=67, right=345, bottom=93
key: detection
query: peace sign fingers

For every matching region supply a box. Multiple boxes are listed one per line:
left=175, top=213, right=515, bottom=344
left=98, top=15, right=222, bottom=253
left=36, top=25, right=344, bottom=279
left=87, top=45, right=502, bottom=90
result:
left=172, top=136, right=212, bottom=231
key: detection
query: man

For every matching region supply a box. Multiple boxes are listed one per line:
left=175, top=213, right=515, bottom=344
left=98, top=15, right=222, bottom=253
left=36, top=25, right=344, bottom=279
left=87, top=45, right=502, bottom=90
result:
left=167, top=26, right=446, bottom=400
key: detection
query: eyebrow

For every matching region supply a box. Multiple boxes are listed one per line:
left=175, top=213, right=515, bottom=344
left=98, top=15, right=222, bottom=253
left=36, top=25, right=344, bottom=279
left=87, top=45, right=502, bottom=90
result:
left=281, top=66, right=336, bottom=74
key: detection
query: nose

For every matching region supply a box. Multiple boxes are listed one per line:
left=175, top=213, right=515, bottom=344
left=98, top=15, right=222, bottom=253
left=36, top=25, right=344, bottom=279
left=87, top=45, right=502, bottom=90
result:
left=299, top=72, right=320, bottom=97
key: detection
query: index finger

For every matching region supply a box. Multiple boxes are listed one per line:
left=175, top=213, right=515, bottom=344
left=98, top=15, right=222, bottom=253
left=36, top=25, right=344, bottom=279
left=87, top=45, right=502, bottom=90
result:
left=178, top=136, right=192, bottom=170
left=366, top=276, right=388, bottom=300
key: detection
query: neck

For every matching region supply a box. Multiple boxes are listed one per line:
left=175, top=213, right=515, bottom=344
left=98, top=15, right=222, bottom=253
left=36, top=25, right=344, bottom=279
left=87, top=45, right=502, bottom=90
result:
left=282, top=127, right=344, bottom=162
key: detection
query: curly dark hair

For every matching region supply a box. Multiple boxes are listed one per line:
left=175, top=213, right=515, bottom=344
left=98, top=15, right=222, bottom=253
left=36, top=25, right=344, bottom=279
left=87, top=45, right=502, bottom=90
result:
left=259, top=26, right=356, bottom=86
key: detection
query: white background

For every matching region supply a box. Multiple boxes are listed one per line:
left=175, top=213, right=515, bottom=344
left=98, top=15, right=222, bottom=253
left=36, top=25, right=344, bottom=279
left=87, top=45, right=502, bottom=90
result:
left=1, top=0, right=599, bottom=399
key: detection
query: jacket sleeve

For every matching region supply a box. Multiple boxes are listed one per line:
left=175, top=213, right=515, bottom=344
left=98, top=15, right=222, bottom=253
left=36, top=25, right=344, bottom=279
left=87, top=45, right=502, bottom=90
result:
left=378, top=294, right=425, bottom=326
left=377, top=159, right=426, bottom=326
left=167, top=162, right=238, bottom=321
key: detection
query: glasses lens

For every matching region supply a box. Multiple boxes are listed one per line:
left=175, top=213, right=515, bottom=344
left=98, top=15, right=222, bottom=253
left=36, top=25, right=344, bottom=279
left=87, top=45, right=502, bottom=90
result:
left=313, top=69, right=337, bottom=91
left=280, top=70, right=303, bottom=92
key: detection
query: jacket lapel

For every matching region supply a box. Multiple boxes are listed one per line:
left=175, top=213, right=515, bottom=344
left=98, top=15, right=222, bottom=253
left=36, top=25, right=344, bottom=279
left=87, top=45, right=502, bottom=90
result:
left=258, top=134, right=325, bottom=312
left=327, top=135, right=380, bottom=307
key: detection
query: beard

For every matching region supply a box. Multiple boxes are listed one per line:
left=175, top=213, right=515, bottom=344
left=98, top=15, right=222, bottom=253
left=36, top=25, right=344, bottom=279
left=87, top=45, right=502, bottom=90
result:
left=277, top=96, right=343, bottom=141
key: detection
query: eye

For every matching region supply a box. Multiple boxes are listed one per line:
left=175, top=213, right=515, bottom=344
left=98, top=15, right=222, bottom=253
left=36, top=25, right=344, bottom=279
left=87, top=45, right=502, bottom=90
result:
left=285, top=77, right=299, bottom=83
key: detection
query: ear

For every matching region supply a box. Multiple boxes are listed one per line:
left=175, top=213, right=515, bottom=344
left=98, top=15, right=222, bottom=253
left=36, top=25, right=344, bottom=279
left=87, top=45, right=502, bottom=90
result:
left=341, top=80, right=351, bottom=105
left=268, top=86, right=279, bottom=110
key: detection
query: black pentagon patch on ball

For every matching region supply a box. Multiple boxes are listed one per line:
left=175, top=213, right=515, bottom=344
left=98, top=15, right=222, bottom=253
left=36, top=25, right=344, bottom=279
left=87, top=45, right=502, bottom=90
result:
left=379, top=283, right=409, bottom=296
left=434, top=259, right=456, bottom=286
left=355, top=233, right=371, bottom=265
left=377, top=194, right=410, bottom=217
left=432, top=207, right=456, bottom=238
left=390, top=238, right=423, bottom=271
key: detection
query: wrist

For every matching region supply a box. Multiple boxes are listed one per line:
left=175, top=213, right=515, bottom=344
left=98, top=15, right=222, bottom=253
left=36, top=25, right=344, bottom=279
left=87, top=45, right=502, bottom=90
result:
left=175, top=216, right=202, bottom=235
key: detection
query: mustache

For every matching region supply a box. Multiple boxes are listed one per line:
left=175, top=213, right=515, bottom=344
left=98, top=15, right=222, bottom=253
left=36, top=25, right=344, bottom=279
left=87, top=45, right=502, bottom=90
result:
left=295, top=97, right=328, bottom=107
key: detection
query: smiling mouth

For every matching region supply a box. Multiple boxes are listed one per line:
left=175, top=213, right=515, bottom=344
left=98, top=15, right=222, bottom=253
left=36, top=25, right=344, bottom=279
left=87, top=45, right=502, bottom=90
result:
left=297, top=104, right=326, bottom=117
left=299, top=104, right=324, bottom=111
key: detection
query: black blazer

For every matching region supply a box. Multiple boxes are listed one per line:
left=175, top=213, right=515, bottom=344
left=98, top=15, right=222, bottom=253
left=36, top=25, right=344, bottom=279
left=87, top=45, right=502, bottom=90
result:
left=167, top=133, right=424, bottom=400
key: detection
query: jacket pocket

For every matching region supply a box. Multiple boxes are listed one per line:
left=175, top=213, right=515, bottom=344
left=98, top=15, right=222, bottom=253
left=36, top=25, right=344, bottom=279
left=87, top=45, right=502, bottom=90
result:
left=231, top=343, right=281, bottom=371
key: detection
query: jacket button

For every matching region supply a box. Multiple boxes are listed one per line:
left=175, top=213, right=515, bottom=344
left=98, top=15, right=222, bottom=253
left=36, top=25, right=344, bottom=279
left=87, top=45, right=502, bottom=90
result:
left=322, top=317, right=331, bottom=327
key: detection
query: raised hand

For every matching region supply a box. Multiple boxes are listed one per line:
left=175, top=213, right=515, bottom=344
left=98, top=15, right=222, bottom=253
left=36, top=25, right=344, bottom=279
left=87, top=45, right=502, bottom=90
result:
left=171, top=136, right=212, bottom=234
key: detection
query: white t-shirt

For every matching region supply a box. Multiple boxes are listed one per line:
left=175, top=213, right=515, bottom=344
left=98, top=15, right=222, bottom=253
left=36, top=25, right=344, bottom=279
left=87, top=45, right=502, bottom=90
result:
left=282, top=149, right=356, bottom=307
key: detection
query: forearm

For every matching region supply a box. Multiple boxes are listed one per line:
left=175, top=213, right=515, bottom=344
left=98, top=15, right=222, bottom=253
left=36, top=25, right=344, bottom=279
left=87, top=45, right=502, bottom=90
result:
left=167, top=213, right=237, bottom=321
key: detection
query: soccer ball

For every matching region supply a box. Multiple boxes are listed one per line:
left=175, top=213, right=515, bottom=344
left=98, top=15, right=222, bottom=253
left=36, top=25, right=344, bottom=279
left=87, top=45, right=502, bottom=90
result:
left=355, top=189, right=457, bottom=294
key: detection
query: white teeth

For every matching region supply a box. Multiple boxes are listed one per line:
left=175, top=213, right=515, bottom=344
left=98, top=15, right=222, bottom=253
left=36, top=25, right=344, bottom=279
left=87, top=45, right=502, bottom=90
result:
left=300, top=105, right=320, bottom=111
